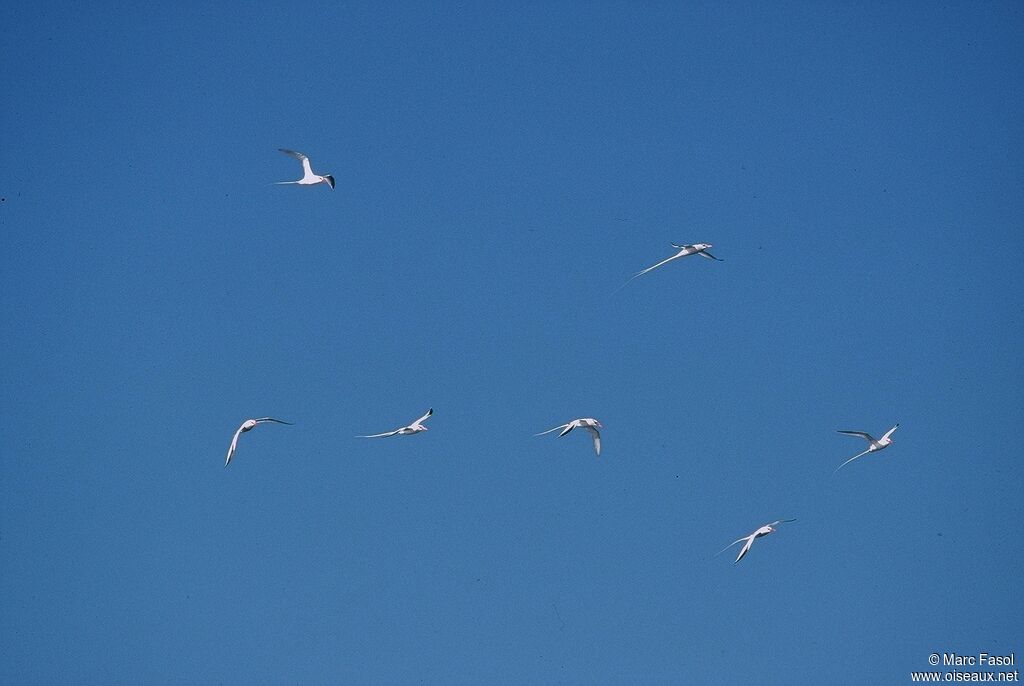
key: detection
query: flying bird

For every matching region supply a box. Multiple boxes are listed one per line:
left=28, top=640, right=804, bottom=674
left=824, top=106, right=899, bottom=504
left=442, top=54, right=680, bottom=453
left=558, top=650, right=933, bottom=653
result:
left=535, top=418, right=603, bottom=456
left=224, top=417, right=293, bottom=467
left=834, top=423, right=899, bottom=473
left=618, top=242, right=722, bottom=290
left=358, top=408, right=433, bottom=438
left=716, top=519, right=796, bottom=564
left=275, top=149, right=335, bottom=189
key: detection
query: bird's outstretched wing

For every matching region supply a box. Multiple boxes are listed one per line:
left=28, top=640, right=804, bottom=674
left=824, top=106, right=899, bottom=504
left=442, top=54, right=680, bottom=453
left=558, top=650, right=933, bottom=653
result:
left=733, top=537, right=756, bottom=564
left=698, top=250, right=723, bottom=261
left=225, top=424, right=245, bottom=467
left=881, top=423, right=900, bottom=441
left=412, top=408, right=433, bottom=425
left=279, top=148, right=308, bottom=161
left=255, top=417, right=293, bottom=425
left=585, top=426, right=601, bottom=456
left=836, top=430, right=875, bottom=442
left=767, top=518, right=797, bottom=527
left=716, top=534, right=753, bottom=559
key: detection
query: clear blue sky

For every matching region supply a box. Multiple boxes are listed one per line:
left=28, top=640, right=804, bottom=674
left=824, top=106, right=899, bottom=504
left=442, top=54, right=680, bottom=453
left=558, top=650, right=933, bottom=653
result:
left=2, top=2, right=1022, bottom=684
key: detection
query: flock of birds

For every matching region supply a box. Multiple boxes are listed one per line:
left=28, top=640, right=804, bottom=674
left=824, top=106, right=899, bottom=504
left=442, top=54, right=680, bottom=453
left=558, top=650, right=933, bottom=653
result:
left=225, top=149, right=901, bottom=566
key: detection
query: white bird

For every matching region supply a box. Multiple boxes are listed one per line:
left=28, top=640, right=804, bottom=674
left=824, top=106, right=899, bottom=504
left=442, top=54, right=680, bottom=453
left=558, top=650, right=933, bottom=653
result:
left=834, top=423, right=899, bottom=473
left=224, top=417, right=293, bottom=467
left=535, top=418, right=603, bottom=456
left=716, top=519, right=796, bottom=564
left=275, top=149, right=335, bottom=189
left=358, top=408, right=433, bottom=438
left=619, top=242, right=722, bottom=290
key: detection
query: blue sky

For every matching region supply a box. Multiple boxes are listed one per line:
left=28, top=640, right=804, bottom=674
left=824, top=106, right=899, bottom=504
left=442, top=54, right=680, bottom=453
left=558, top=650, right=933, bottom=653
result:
left=2, top=2, right=1022, bottom=683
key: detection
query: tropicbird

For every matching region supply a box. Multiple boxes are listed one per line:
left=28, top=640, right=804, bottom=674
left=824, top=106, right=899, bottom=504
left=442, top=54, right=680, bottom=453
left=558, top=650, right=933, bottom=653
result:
left=275, top=149, right=335, bottom=189
left=224, top=417, right=293, bottom=467
left=834, top=423, right=899, bottom=473
left=716, top=519, right=796, bottom=564
left=535, top=418, right=603, bottom=456
left=358, top=408, right=433, bottom=438
left=618, top=243, right=722, bottom=290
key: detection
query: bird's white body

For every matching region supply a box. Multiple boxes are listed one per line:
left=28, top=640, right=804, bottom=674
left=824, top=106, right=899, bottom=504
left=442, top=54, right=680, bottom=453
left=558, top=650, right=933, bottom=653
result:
left=535, top=417, right=603, bottom=456
left=224, top=417, right=293, bottom=467
left=276, top=149, right=335, bottom=189
left=834, top=423, right=899, bottom=473
left=717, top=519, right=796, bottom=564
left=358, top=408, right=433, bottom=438
left=619, top=242, right=722, bottom=290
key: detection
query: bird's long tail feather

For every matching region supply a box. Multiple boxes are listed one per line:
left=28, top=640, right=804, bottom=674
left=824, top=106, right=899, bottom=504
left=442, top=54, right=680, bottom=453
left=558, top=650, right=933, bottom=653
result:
left=613, top=271, right=646, bottom=295
left=833, top=449, right=871, bottom=474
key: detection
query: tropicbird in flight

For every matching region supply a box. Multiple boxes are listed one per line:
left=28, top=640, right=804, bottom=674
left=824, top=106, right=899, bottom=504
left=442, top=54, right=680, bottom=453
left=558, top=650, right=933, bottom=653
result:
left=275, top=149, right=335, bottom=189
left=716, top=519, right=796, bottom=564
left=224, top=417, right=293, bottom=467
left=618, top=243, right=722, bottom=290
left=535, top=418, right=603, bottom=456
left=358, top=408, right=433, bottom=438
left=834, top=423, right=899, bottom=473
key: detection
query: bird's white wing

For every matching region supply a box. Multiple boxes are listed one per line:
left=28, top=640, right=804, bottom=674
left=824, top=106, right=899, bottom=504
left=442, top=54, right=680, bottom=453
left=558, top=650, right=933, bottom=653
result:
left=279, top=148, right=308, bottom=161
left=881, top=424, right=900, bottom=441
left=698, top=250, right=723, bottom=261
left=670, top=243, right=694, bottom=250
left=255, top=417, right=293, bottom=425
left=768, top=518, right=797, bottom=527
left=716, top=534, right=753, bottom=559
left=535, top=423, right=569, bottom=436
left=412, top=408, right=433, bottom=425
left=225, top=425, right=244, bottom=467
left=833, top=449, right=871, bottom=474
left=279, top=149, right=315, bottom=180
left=734, top=536, right=756, bottom=564
left=558, top=423, right=576, bottom=437
left=836, top=430, right=875, bottom=442
left=357, top=429, right=401, bottom=438
left=585, top=426, right=601, bottom=456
